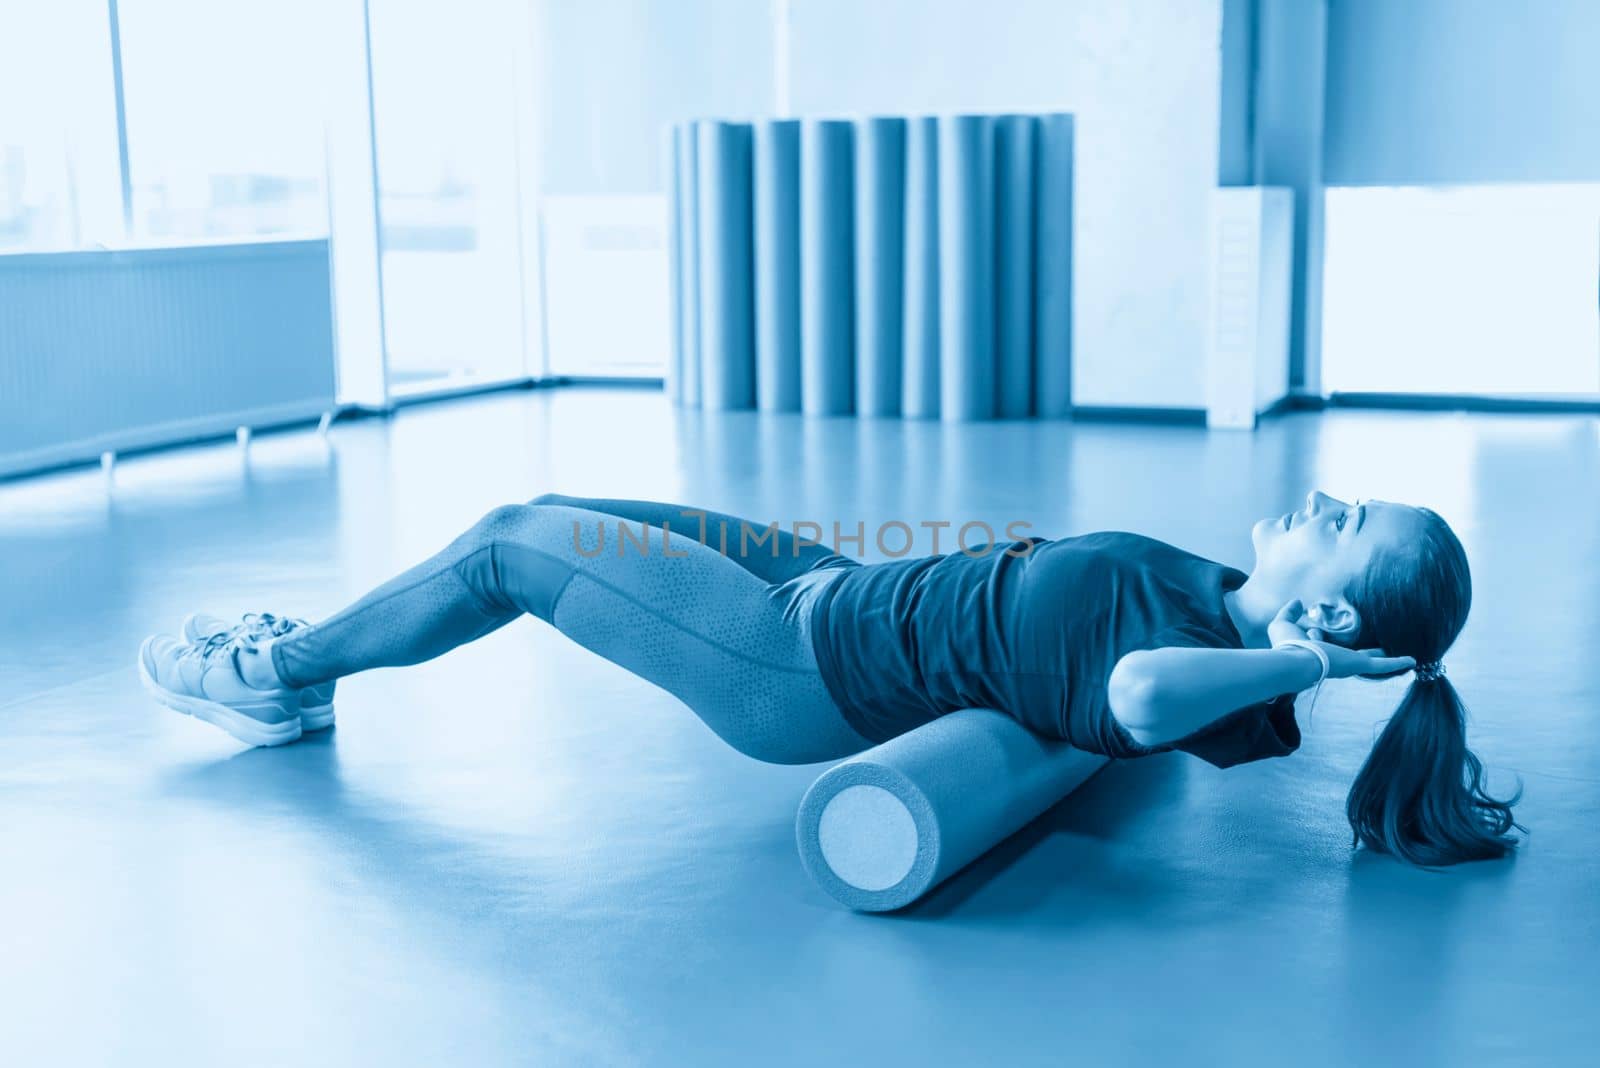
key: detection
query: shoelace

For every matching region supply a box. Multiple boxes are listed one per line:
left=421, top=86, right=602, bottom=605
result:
left=238, top=612, right=308, bottom=639
left=182, top=613, right=307, bottom=662
left=186, top=630, right=242, bottom=662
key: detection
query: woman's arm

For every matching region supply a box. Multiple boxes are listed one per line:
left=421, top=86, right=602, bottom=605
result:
left=1108, top=601, right=1419, bottom=749
left=1107, top=645, right=1323, bottom=747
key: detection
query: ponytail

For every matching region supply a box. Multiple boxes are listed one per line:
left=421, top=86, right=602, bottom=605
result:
left=1345, top=675, right=1521, bottom=866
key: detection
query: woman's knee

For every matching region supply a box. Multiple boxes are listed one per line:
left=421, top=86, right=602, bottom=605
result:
left=471, top=503, right=539, bottom=545
left=459, top=503, right=582, bottom=621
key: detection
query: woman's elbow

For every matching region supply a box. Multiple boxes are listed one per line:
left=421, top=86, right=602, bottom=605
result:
left=1107, top=657, right=1165, bottom=747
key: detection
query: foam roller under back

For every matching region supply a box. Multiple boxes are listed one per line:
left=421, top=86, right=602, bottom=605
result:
left=795, top=708, right=1109, bottom=911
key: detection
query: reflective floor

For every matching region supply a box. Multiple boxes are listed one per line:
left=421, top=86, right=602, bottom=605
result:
left=3, top=389, right=1597, bottom=1066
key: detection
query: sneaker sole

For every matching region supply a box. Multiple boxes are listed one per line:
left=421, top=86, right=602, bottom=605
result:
left=182, top=613, right=336, bottom=728
left=300, top=703, right=335, bottom=732
left=138, top=645, right=302, bottom=748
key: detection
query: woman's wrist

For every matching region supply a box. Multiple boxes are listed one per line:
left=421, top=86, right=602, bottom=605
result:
left=1272, top=641, right=1329, bottom=689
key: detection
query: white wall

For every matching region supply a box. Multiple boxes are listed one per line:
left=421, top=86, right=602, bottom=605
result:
left=785, top=0, right=1226, bottom=409
left=1217, top=0, right=1256, bottom=186
left=530, top=0, right=776, bottom=195
left=1252, top=0, right=1326, bottom=392
left=1326, top=0, right=1600, bottom=186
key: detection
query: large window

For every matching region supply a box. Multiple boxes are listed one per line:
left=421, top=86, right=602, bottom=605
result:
left=530, top=0, right=778, bottom=379
left=0, top=0, right=121, bottom=251
left=1321, top=184, right=1600, bottom=396
left=368, top=0, right=531, bottom=393
left=3, top=0, right=771, bottom=405
left=116, top=0, right=333, bottom=242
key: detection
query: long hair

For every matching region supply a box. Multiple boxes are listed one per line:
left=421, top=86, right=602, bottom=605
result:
left=1343, top=508, right=1522, bottom=866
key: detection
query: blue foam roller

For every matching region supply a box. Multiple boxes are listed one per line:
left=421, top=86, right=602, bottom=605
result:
left=754, top=119, right=802, bottom=412
left=994, top=114, right=1036, bottom=419
left=901, top=116, right=940, bottom=419
left=675, top=122, right=703, bottom=408
left=795, top=707, right=1109, bottom=912
left=800, top=119, right=855, bottom=416
left=936, top=115, right=996, bottom=422
left=853, top=117, right=906, bottom=417
left=695, top=120, right=756, bottom=411
left=1034, top=113, right=1075, bottom=418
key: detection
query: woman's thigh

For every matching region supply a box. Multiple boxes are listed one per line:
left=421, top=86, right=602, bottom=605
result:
left=527, top=492, right=856, bottom=587
left=503, top=504, right=870, bottom=764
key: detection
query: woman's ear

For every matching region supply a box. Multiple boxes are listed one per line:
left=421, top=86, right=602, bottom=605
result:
left=1306, top=599, right=1360, bottom=646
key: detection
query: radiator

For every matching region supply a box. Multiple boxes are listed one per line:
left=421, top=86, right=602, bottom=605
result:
left=0, top=238, right=337, bottom=478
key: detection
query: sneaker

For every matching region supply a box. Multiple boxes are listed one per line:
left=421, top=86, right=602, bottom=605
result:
left=182, top=612, right=336, bottom=731
left=138, top=633, right=302, bottom=747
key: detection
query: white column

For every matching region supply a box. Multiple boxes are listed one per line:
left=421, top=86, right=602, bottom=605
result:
left=322, top=0, right=390, bottom=410
left=511, top=0, right=548, bottom=379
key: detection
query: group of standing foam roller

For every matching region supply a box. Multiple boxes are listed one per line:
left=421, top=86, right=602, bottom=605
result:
left=665, top=114, right=1075, bottom=421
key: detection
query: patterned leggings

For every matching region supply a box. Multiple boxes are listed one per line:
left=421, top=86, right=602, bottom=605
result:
left=271, top=493, right=873, bottom=765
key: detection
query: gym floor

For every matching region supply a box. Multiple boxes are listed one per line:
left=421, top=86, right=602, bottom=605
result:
left=3, top=388, right=1596, bottom=1066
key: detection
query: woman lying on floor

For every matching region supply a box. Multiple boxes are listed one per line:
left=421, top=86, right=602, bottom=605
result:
left=139, top=489, right=1521, bottom=867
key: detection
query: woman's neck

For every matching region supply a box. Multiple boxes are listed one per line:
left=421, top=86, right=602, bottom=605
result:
left=1224, top=576, right=1281, bottom=649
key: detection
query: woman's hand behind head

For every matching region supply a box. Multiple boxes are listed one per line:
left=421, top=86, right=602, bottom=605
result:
left=1269, top=598, right=1415, bottom=680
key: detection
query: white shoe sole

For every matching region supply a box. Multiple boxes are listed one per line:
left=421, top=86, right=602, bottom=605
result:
left=138, top=647, right=302, bottom=748
left=300, top=703, right=335, bottom=732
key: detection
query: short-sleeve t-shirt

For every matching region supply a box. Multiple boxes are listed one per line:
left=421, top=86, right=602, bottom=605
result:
left=807, top=531, right=1301, bottom=768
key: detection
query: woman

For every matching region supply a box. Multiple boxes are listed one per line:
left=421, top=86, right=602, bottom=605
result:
left=139, top=489, right=1521, bottom=867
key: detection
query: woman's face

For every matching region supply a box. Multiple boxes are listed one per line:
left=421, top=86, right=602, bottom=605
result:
left=1249, top=491, right=1427, bottom=641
